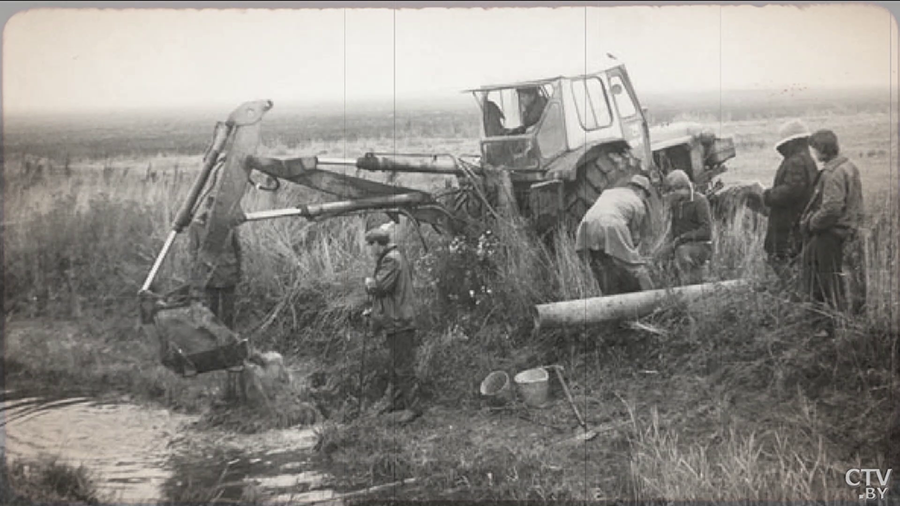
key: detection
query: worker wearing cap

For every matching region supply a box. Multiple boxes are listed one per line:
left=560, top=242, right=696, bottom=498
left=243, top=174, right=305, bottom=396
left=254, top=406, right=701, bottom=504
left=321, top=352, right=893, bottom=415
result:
left=363, top=225, right=421, bottom=423
left=762, top=119, right=819, bottom=284
left=656, top=170, right=713, bottom=286
left=575, top=175, right=655, bottom=295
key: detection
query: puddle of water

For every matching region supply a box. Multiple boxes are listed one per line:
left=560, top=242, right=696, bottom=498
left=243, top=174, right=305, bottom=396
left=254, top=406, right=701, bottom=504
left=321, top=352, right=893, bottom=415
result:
left=2, top=389, right=341, bottom=505
left=163, top=430, right=339, bottom=504
left=2, top=392, right=196, bottom=504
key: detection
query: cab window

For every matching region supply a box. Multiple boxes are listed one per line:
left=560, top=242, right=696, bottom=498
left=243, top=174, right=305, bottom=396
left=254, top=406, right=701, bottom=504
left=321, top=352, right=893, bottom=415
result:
left=570, top=77, right=613, bottom=130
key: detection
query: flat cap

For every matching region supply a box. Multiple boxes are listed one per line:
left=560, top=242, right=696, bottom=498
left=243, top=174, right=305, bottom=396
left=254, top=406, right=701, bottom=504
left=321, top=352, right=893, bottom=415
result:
left=365, top=226, right=391, bottom=244
left=627, top=175, right=652, bottom=194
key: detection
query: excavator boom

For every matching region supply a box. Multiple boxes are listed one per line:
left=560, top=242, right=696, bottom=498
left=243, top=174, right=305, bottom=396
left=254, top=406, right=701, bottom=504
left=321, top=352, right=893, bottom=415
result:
left=139, top=100, right=483, bottom=377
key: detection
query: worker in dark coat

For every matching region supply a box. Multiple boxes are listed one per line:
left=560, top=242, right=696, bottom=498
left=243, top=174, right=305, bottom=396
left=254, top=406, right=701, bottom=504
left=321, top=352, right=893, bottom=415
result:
left=519, top=87, right=547, bottom=130
left=762, top=119, right=819, bottom=284
left=656, top=170, right=713, bottom=286
left=509, top=87, right=548, bottom=135
left=188, top=208, right=243, bottom=330
left=188, top=203, right=246, bottom=394
left=364, top=225, right=422, bottom=423
left=799, top=129, right=865, bottom=332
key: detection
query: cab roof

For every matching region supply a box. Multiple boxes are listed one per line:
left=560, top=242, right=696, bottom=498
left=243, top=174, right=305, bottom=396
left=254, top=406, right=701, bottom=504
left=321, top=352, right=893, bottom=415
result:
left=462, top=55, right=625, bottom=94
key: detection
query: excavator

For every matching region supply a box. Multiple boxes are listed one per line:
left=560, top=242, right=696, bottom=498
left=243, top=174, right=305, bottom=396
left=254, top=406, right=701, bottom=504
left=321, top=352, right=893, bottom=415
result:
left=137, top=99, right=488, bottom=377
left=138, top=58, right=747, bottom=377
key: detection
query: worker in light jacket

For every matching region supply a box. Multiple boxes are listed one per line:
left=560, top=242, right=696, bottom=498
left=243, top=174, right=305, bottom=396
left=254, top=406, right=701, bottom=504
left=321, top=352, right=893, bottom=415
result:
left=575, top=175, right=655, bottom=295
left=799, top=129, right=865, bottom=330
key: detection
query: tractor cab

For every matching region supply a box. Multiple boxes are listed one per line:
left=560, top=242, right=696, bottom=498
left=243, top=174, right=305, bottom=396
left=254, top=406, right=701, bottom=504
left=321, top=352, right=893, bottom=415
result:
left=467, top=60, right=656, bottom=184
left=471, top=80, right=558, bottom=172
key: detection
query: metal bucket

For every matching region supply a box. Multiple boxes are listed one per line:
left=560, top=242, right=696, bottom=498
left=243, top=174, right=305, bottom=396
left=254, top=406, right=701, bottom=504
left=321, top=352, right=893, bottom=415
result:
left=140, top=286, right=249, bottom=377
left=480, top=370, right=513, bottom=406
left=514, top=367, right=550, bottom=408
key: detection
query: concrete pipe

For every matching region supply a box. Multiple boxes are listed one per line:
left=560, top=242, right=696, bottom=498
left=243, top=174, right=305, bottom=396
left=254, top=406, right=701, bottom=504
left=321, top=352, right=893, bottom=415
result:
left=533, top=279, right=752, bottom=331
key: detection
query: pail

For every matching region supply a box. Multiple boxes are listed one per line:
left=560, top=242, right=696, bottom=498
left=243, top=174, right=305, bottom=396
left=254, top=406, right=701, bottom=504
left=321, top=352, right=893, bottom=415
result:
left=480, top=371, right=513, bottom=406
left=514, top=367, right=550, bottom=408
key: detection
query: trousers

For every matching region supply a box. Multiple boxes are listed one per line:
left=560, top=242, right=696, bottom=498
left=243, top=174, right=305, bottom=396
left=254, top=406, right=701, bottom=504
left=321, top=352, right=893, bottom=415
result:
left=384, top=329, right=420, bottom=411
left=800, top=230, right=847, bottom=313
left=674, top=242, right=712, bottom=285
left=586, top=250, right=654, bottom=296
left=203, top=286, right=236, bottom=330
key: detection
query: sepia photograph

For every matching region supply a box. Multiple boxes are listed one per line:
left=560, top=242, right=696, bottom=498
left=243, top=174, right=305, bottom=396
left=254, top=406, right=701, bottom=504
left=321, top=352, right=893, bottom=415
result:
left=1, top=1, right=898, bottom=504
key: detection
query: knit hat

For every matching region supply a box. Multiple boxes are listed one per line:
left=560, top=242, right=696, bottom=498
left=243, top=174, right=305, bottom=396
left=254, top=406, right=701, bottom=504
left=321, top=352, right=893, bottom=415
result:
left=665, top=169, right=694, bottom=201
left=665, top=170, right=691, bottom=190
left=627, top=175, right=652, bottom=194
left=775, top=119, right=811, bottom=151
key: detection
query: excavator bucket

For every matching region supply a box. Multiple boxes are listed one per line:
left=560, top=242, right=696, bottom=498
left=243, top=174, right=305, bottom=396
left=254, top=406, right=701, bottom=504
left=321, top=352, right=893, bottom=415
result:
left=137, top=100, right=273, bottom=377
left=140, top=285, right=250, bottom=377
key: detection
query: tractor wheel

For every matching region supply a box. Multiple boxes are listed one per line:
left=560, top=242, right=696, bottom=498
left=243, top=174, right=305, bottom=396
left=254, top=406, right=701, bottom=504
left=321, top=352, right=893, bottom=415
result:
left=562, top=148, right=642, bottom=230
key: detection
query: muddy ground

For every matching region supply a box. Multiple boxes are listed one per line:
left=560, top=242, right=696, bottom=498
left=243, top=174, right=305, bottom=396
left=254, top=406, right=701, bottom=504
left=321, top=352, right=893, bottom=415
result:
left=5, top=302, right=899, bottom=505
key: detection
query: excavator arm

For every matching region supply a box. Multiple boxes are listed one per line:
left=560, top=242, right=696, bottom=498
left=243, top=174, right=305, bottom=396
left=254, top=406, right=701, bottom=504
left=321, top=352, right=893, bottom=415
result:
left=138, top=100, right=490, bottom=377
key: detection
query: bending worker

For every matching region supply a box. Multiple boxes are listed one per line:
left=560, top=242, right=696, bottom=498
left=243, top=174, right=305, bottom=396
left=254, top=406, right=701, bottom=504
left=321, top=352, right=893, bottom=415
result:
left=575, top=175, right=655, bottom=295
left=656, top=170, right=714, bottom=286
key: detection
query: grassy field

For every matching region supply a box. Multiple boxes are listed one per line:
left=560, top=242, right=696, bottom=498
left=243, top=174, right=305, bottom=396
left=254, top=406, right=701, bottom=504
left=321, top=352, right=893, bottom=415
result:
left=3, top=89, right=899, bottom=504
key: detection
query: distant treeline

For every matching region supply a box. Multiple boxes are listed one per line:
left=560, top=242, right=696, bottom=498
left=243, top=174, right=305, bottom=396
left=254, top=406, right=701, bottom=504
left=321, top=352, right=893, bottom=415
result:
left=640, top=87, right=891, bottom=124
left=3, top=87, right=891, bottom=163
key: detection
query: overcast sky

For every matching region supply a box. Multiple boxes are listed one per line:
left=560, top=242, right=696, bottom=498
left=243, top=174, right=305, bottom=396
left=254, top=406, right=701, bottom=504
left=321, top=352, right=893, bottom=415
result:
left=3, top=3, right=897, bottom=114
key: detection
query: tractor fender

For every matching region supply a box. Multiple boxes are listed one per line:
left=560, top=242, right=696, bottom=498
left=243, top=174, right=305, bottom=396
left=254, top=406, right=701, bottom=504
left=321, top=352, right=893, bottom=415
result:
left=544, top=139, right=639, bottom=183
left=539, top=140, right=650, bottom=233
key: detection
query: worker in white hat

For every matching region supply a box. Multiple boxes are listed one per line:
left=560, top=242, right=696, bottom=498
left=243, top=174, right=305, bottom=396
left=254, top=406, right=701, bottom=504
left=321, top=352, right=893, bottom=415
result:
left=762, top=118, right=819, bottom=284
left=575, top=174, right=655, bottom=295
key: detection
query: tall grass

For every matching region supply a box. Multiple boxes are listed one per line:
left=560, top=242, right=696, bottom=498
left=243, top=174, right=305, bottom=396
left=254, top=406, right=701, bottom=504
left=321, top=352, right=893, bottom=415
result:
left=3, top=108, right=898, bottom=502
left=0, top=449, right=106, bottom=506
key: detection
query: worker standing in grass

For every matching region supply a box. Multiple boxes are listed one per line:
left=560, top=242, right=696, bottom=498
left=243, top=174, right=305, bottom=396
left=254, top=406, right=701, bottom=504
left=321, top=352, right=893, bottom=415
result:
left=188, top=207, right=243, bottom=330
left=575, top=175, right=655, bottom=295
left=762, top=119, right=820, bottom=285
left=364, top=225, right=422, bottom=424
left=188, top=203, right=245, bottom=397
left=655, top=170, right=713, bottom=286
left=799, top=129, right=865, bottom=333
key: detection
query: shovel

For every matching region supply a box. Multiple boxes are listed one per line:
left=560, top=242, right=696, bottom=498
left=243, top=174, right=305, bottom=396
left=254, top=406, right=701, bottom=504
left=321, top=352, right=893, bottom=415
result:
left=546, top=365, right=598, bottom=443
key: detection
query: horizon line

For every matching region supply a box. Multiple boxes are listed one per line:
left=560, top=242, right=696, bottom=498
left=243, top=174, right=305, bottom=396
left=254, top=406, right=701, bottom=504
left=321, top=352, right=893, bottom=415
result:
left=3, top=84, right=894, bottom=118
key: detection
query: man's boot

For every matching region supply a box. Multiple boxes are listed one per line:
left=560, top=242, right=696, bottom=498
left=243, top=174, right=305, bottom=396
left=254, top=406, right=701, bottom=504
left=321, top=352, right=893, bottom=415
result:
left=383, top=380, right=423, bottom=425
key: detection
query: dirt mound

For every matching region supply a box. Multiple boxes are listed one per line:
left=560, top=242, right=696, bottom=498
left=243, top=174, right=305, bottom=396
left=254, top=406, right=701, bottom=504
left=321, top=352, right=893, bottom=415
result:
left=194, top=352, right=323, bottom=434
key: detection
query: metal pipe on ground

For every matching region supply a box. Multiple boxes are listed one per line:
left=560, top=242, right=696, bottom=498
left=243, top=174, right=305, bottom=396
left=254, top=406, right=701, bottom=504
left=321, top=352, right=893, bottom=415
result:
left=533, top=279, right=753, bottom=331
